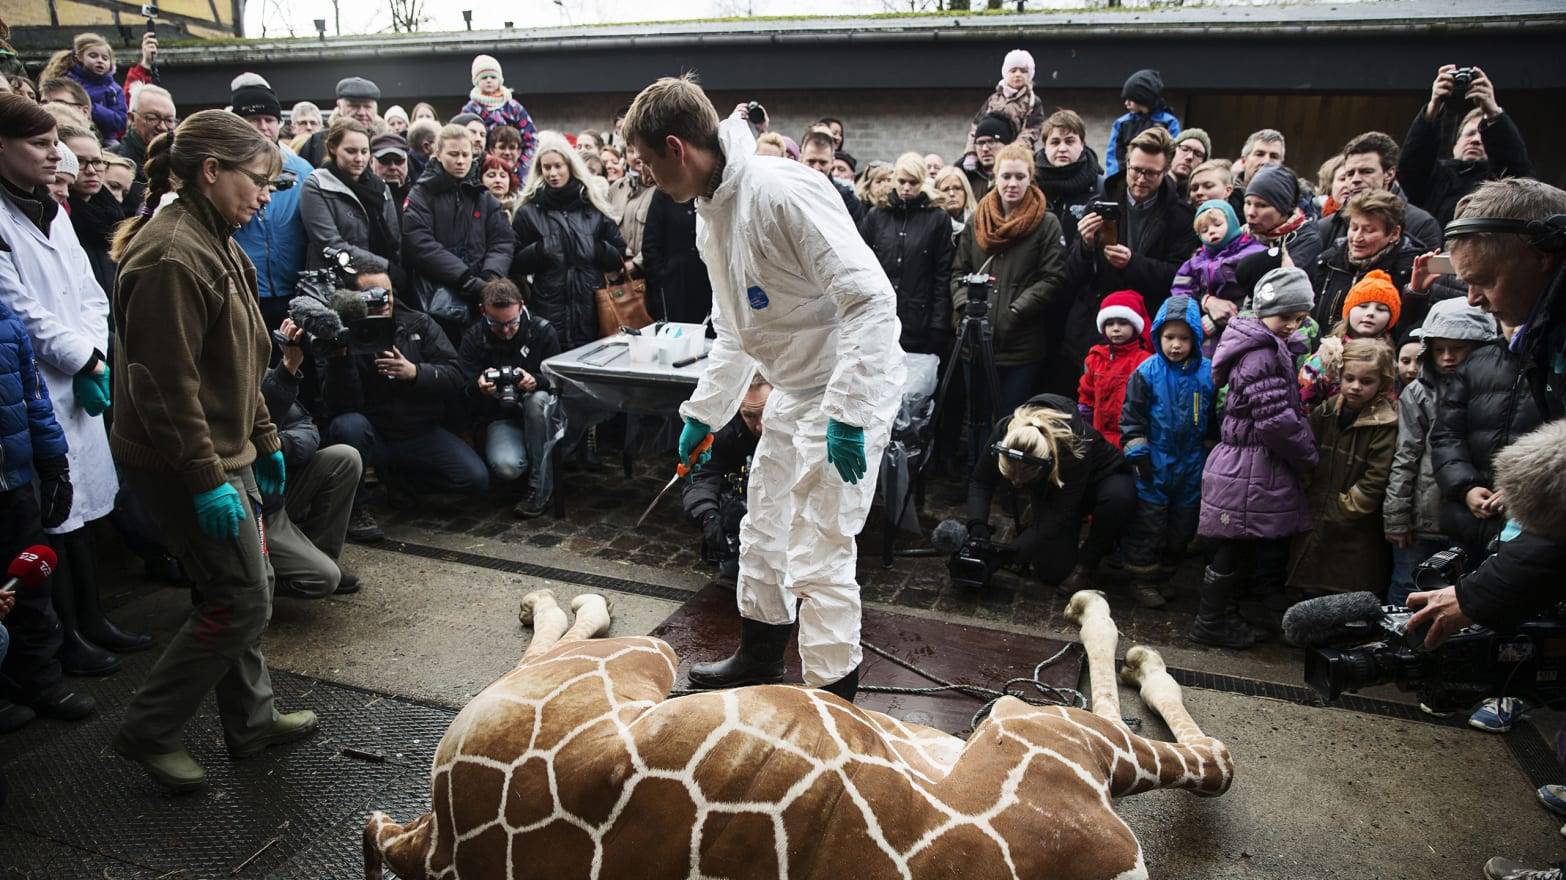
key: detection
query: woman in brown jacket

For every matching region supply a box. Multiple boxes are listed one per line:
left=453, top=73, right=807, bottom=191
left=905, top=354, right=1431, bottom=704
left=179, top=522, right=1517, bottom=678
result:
left=108, top=110, right=317, bottom=792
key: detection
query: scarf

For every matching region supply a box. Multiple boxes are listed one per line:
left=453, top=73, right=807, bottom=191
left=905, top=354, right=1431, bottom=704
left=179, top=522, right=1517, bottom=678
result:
left=974, top=185, right=1046, bottom=255
left=536, top=178, right=586, bottom=212
left=1036, top=147, right=1101, bottom=203
left=327, top=162, right=393, bottom=260
left=468, top=85, right=513, bottom=111
left=0, top=178, right=57, bottom=234
left=1246, top=208, right=1308, bottom=246
left=68, top=188, right=125, bottom=248
left=1347, top=237, right=1399, bottom=270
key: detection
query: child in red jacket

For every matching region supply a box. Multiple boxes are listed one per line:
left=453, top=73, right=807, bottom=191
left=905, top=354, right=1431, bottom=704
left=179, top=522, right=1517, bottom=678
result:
left=1078, top=289, right=1153, bottom=448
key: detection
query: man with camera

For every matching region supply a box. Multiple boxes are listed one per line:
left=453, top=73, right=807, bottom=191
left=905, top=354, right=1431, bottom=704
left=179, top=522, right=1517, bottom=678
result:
left=457, top=279, right=559, bottom=519
left=682, top=375, right=772, bottom=584
left=319, top=285, right=487, bottom=542
left=1061, top=126, right=1199, bottom=377
left=1398, top=65, right=1532, bottom=228
left=263, top=320, right=364, bottom=597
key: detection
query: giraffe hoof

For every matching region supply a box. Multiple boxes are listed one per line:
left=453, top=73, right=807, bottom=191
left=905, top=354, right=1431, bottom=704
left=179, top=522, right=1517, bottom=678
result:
left=569, top=593, right=612, bottom=636
left=1120, top=645, right=1164, bottom=686
left=1063, top=590, right=1110, bottom=625
left=519, top=589, right=557, bottom=627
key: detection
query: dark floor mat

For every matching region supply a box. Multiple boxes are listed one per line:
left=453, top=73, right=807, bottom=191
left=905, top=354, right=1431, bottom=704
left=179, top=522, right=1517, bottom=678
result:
left=650, top=585, right=1086, bottom=736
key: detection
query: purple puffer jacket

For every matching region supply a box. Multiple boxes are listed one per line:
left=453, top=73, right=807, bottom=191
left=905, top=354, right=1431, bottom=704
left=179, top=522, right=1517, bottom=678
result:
left=1199, top=316, right=1319, bottom=540
left=66, top=64, right=127, bottom=144
left=1171, top=233, right=1265, bottom=308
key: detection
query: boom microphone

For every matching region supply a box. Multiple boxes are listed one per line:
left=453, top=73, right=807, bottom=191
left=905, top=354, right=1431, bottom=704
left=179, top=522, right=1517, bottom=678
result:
left=330, top=288, right=369, bottom=324
left=932, top=519, right=969, bottom=554
left=2, top=545, right=58, bottom=594
left=1281, top=591, right=1386, bottom=647
left=288, top=294, right=346, bottom=341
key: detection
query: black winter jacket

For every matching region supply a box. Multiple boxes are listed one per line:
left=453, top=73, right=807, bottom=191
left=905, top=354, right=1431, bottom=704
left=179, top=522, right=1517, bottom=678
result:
left=403, top=161, right=515, bottom=313
left=1398, top=110, right=1533, bottom=227
left=967, top=393, right=1128, bottom=558
left=1035, top=146, right=1104, bottom=252
left=68, top=188, right=124, bottom=295
left=258, top=362, right=320, bottom=512
left=455, top=310, right=562, bottom=423
left=682, top=415, right=760, bottom=526
left=1309, top=235, right=1423, bottom=337
left=1429, top=341, right=1543, bottom=549
left=318, top=307, right=465, bottom=440
left=510, top=181, right=627, bottom=351
left=859, top=191, right=955, bottom=353
left=642, top=189, right=712, bottom=325
left=1061, top=174, right=1199, bottom=369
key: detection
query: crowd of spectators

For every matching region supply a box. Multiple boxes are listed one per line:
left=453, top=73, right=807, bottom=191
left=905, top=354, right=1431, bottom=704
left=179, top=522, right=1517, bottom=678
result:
left=1, top=29, right=1564, bottom=874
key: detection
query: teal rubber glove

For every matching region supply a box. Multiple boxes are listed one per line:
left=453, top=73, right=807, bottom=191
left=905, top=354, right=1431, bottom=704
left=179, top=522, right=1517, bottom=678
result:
left=72, top=371, right=110, bottom=417
left=254, top=450, right=286, bottom=498
left=95, top=365, right=111, bottom=404
left=826, top=419, right=867, bottom=484
left=678, top=417, right=713, bottom=471
left=193, top=482, right=246, bottom=540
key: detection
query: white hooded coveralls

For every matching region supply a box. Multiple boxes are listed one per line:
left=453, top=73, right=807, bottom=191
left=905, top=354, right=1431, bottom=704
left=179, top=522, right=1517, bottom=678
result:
left=680, top=117, right=906, bottom=686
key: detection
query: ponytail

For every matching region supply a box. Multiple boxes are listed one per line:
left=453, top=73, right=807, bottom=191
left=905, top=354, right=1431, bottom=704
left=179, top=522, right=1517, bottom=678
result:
left=110, top=131, right=173, bottom=262
left=998, top=405, right=1085, bottom=488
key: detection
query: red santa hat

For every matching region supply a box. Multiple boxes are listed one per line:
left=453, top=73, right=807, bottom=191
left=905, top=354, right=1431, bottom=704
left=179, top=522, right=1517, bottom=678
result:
left=1096, top=290, right=1151, bottom=346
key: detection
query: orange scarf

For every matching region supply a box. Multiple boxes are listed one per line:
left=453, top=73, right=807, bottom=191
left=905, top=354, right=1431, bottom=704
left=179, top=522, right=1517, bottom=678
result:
left=974, top=186, right=1046, bottom=254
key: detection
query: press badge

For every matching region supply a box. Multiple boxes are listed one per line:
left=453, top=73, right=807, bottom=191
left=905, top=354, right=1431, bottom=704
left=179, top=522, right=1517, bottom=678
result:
left=746, top=286, right=769, bottom=310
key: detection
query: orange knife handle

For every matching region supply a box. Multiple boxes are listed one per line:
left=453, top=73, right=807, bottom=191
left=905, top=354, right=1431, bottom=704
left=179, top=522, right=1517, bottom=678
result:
left=675, top=433, right=714, bottom=478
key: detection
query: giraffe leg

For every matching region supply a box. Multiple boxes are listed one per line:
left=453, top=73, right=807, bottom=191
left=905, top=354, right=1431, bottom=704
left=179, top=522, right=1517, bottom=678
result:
left=1119, top=645, right=1203, bottom=742
left=1065, top=590, right=1122, bottom=722
left=519, top=589, right=571, bottom=665
left=363, top=811, right=432, bottom=880
left=559, top=593, right=612, bottom=643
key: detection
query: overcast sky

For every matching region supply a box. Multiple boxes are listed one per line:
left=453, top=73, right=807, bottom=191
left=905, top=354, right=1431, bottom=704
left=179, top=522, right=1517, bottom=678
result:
left=244, top=0, right=904, bottom=38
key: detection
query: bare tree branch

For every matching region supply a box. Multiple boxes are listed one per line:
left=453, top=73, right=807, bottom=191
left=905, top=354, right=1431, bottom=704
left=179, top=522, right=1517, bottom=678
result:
left=388, top=0, right=426, bottom=32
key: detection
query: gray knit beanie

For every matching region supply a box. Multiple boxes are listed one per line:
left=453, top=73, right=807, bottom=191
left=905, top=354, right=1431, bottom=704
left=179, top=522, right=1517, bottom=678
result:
left=1252, top=267, right=1315, bottom=317
left=1246, top=164, right=1297, bottom=215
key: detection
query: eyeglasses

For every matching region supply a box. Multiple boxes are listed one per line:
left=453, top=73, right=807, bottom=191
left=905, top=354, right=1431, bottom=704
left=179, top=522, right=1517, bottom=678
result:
left=231, top=166, right=294, bottom=190
left=73, top=156, right=108, bottom=171
left=483, top=315, right=522, bottom=330
left=1126, top=166, right=1164, bottom=180
left=136, top=112, right=177, bottom=129
left=1175, top=143, right=1206, bottom=160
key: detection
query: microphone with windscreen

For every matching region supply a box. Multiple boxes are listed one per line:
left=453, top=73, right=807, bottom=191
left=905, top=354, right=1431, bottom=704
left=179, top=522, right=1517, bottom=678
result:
left=1281, top=591, right=1386, bottom=647
left=2, top=545, right=58, bottom=594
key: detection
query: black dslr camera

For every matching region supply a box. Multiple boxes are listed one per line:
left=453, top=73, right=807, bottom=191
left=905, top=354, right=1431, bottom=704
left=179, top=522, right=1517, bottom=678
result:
left=1449, top=66, right=1477, bottom=104
left=483, top=366, right=526, bottom=408
left=745, top=102, right=767, bottom=126
left=1079, top=199, right=1122, bottom=221
left=1304, top=548, right=1566, bottom=713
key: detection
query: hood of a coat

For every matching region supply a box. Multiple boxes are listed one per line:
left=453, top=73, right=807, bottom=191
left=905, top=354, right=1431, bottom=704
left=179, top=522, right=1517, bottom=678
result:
left=885, top=191, right=931, bottom=213
left=1211, top=315, right=1300, bottom=386
left=1151, top=293, right=1206, bottom=365
left=415, top=159, right=479, bottom=195
left=1414, top=297, right=1501, bottom=382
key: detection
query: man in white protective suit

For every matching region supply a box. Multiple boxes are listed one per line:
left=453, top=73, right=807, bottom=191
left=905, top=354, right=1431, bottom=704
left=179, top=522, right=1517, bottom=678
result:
left=624, top=75, right=905, bottom=703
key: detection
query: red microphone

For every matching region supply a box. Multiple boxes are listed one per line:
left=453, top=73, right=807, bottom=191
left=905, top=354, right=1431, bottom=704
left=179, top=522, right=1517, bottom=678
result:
left=2, top=545, right=57, bottom=594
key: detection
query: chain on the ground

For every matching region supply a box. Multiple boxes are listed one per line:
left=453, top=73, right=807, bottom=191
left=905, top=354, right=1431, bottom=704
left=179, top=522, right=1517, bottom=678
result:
left=670, top=639, right=1087, bottom=731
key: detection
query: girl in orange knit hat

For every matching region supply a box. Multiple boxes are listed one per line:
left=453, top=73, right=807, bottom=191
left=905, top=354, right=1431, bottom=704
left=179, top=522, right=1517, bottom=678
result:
left=1298, top=269, right=1401, bottom=412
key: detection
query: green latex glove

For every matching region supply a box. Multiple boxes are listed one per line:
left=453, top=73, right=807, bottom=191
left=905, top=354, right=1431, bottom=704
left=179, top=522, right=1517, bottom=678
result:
left=254, top=450, right=286, bottom=498
left=72, top=371, right=110, bottom=417
left=193, top=482, right=246, bottom=540
left=678, top=417, right=713, bottom=472
left=826, top=419, right=867, bottom=484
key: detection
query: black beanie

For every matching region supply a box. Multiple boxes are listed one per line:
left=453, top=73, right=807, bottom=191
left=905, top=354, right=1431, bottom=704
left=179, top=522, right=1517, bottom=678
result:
left=232, top=84, right=282, bottom=119
left=1121, top=69, right=1164, bottom=109
left=974, top=112, right=1016, bottom=144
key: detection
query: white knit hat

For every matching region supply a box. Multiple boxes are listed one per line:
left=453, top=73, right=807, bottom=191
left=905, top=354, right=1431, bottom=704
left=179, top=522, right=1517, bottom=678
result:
left=384, top=105, right=408, bottom=123
left=471, top=54, right=503, bottom=86
left=1002, top=49, right=1035, bottom=81
left=54, top=143, right=78, bottom=179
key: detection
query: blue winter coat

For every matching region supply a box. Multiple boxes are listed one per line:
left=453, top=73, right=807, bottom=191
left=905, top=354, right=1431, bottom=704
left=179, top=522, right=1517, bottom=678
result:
left=1119, top=294, right=1214, bottom=509
left=0, top=287, right=69, bottom=492
left=1104, top=108, right=1181, bottom=178
left=235, top=147, right=314, bottom=302
left=66, top=65, right=128, bottom=144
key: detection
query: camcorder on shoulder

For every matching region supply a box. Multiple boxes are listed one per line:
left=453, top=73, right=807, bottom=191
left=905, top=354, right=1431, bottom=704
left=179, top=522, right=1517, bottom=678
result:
left=1294, top=548, right=1566, bottom=713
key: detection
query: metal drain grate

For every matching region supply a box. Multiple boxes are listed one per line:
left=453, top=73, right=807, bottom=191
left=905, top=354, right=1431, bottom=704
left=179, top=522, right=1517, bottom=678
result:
left=1162, top=665, right=1465, bottom=727
left=381, top=539, right=697, bottom=602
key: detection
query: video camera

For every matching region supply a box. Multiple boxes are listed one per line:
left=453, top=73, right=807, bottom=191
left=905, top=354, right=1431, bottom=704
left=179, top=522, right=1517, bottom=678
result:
left=482, top=366, right=527, bottom=408
left=1294, top=548, right=1566, bottom=713
left=950, top=535, right=1010, bottom=592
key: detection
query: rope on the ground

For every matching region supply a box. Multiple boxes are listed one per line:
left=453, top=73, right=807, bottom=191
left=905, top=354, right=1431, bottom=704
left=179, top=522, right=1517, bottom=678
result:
left=670, top=638, right=1088, bottom=731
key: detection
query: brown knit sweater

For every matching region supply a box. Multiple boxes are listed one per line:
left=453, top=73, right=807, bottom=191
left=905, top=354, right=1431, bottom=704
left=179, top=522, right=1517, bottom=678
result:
left=111, top=190, right=280, bottom=494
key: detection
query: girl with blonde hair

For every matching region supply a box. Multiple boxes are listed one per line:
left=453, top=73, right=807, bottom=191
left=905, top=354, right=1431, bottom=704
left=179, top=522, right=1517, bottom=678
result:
left=967, top=393, right=1136, bottom=594
left=43, top=33, right=127, bottom=144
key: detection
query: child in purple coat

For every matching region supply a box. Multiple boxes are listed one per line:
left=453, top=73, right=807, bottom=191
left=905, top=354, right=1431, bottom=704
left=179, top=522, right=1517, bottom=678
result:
left=57, top=34, right=127, bottom=144
left=461, top=55, right=538, bottom=168
left=1171, top=199, right=1264, bottom=354
left=1195, top=266, right=1319, bottom=649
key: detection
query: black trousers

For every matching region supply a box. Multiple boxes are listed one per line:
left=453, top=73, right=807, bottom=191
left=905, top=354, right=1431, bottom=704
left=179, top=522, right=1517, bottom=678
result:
left=0, top=488, right=63, bottom=701
left=1016, top=473, right=1137, bottom=585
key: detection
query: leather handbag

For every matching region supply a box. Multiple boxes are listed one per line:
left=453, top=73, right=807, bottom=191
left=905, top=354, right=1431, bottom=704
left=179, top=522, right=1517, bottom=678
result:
left=595, top=275, right=654, bottom=338
left=413, top=275, right=471, bottom=326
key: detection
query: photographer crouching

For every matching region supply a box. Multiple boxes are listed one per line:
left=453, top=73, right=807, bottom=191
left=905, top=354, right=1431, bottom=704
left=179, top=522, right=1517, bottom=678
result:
left=457, top=279, right=560, bottom=519
left=965, top=393, right=1135, bottom=594
left=318, top=282, right=486, bottom=542
left=682, top=375, right=772, bottom=584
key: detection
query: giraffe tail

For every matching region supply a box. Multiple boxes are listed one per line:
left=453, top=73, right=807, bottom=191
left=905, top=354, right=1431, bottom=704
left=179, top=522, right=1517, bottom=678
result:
left=364, top=810, right=433, bottom=880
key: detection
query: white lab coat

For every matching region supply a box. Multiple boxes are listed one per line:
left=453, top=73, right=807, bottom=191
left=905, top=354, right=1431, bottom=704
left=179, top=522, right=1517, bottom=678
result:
left=0, top=192, right=118, bottom=534
left=684, top=116, right=906, bottom=686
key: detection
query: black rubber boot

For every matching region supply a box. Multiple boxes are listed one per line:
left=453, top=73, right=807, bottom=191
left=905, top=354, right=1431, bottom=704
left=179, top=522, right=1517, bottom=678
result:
left=820, top=666, right=860, bottom=704
left=687, top=619, right=793, bottom=689
left=1189, top=567, right=1257, bottom=650
left=67, top=530, right=153, bottom=654
left=49, top=537, right=121, bottom=677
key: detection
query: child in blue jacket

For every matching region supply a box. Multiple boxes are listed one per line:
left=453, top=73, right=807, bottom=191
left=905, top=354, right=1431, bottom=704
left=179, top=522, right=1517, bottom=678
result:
left=1104, top=68, right=1181, bottom=178
left=1118, top=294, right=1215, bottom=608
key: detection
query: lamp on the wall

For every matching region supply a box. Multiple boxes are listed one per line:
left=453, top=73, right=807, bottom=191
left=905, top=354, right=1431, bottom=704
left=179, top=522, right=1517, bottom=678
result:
left=313, top=18, right=327, bottom=40
left=462, top=10, right=473, bottom=30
